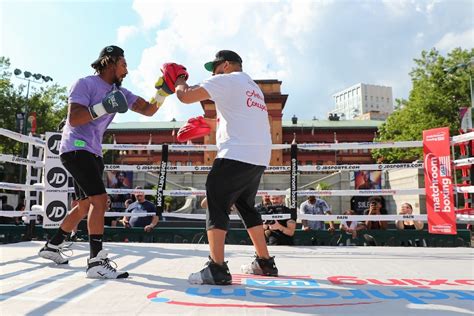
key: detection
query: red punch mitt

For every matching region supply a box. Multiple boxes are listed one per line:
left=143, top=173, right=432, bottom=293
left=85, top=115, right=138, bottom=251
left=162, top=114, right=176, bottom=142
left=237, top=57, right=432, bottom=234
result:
left=177, top=116, right=211, bottom=142
left=161, top=63, right=189, bottom=93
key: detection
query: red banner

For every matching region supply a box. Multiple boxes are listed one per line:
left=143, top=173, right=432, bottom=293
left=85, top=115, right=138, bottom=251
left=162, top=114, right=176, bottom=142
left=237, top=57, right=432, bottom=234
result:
left=423, top=127, right=456, bottom=234
left=27, top=112, right=37, bottom=134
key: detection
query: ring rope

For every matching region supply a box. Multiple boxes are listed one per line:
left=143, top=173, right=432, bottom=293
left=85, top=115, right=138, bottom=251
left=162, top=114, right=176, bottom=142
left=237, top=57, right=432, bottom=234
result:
left=1, top=128, right=474, bottom=223
left=0, top=154, right=44, bottom=167
left=0, top=128, right=46, bottom=147
left=2, top=210, right=473, bottom=221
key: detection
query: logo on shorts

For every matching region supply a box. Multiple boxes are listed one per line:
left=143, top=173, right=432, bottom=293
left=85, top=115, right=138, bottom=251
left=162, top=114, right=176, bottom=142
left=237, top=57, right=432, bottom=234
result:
left=45, top=200, right=67, bottom=222
left=47, top=134, right=62, bottom=155
left=47, top=167, right=68, bottom=188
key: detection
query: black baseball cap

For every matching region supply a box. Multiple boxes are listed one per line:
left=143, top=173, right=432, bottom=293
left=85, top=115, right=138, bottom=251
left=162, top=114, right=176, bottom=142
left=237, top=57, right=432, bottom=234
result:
left=204, top=50, right=242, bottom=72
left=91, top=45, right=124, bottom=68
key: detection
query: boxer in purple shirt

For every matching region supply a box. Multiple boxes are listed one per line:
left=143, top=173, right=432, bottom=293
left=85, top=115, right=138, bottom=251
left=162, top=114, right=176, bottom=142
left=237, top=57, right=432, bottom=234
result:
left=39, top=45, right=169, bottom=279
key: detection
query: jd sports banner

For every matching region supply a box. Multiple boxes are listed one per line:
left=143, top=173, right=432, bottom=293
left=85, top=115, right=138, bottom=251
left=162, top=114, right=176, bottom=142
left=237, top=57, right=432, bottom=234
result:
left=43, top=132, right=68, bottom=228
left=423, top=127, right=456, bottom=235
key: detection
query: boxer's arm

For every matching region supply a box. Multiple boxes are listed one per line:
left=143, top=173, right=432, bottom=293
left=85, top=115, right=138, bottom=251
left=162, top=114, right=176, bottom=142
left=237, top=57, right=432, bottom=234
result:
left=175, top=77, right=210, bottom=104
left=131, top=97, right=159, bottom=116
left=69, top=103, right=94, bottom=127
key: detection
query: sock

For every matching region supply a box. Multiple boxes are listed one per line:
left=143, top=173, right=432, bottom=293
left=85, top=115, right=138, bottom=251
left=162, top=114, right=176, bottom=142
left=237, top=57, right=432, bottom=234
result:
left=50, top=228, right=70, bottom=246
left=89, top=234, right=103, bottom=258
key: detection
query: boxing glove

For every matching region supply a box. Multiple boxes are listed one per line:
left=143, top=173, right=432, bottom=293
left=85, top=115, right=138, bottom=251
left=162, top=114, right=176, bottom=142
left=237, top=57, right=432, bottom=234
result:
left=89, top=90, right=128, bottom=120
left=150, top=76, right=172, bottom=108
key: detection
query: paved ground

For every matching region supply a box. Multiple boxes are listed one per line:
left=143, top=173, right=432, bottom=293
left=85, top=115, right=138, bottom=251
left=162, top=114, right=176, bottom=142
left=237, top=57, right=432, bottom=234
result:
left=1, top=241, right=473, bottom=315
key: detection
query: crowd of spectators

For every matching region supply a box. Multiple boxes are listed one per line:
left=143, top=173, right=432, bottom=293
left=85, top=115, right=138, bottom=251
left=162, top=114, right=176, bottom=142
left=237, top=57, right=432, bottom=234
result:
left=0, top=188, right=442, bottom=247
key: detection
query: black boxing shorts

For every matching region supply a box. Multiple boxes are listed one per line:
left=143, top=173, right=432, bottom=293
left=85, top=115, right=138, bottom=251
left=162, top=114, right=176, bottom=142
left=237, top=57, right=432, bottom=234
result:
left=205, top=158, right=266, bottom=230
left=60, top=150, right=106, bottom=200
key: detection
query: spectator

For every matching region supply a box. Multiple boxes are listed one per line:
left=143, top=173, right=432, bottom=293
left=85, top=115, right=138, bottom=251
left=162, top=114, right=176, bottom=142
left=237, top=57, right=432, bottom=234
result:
left=299, top=189, right=332, bottom=231
left=338, top=209, right=366, bottom=245
left=255, top=194, right=272, bottom=210
left=0, top=196, right=14, bottom=224
left=263, top=194, right=297, bottom=245
left=15, top=202, right=25, bottom=225
left=363, top=196, right=388, bottom=230
left=395, top=203, right=424, bottom=230
left=121, top=187, right=159, bottom=232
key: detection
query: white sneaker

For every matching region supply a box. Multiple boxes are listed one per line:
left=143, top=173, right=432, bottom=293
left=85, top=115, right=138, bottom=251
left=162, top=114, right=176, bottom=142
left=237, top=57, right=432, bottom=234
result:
left=86, top=250, right=129, bottom=279
left=38, top=242, right=72, bottom=264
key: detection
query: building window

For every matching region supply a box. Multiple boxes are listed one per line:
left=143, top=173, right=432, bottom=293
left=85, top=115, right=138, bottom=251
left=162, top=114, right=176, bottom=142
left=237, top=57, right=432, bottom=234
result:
left=306, top=161, right=312, bottom=165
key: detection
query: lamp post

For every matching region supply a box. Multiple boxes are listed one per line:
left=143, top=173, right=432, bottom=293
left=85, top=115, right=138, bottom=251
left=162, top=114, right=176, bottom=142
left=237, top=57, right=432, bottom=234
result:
left=14, top=68, right=53, bottom=183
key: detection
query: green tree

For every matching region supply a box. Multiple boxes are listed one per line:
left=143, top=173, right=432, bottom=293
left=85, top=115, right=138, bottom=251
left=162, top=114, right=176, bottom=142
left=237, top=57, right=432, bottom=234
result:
left=373, top=48, right=473, bottom=162
left=0, top=56, right=68, bottom=182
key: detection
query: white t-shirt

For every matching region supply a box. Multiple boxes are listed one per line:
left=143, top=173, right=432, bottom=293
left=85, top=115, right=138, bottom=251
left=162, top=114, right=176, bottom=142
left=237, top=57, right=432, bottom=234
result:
left=340, top=220, right=359, bottom=232
left=200, top=72, right=272, bottom=167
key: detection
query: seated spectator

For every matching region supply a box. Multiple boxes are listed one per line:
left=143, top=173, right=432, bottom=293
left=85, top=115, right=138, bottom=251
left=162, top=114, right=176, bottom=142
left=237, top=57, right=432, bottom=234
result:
left=15, top=202, right=25, bottom=225
left=121, top=187, right=159, bottom=232
left=263, top=194, right=297, bottom=245
left=0, top=196, right=14, bottom=224
left=299, top=188, right=332, bottom=231
left=395, top=203, right=423, bottom=230
left=255, top=194, right=272, bottom=212
left=338, top=209, right=366, bottom=245
left=363, top=196, right=388, bottom=230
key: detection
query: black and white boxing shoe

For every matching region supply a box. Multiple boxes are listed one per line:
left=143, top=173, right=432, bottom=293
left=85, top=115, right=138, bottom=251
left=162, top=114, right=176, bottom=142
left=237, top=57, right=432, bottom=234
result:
left=188, top=256, right=232, bottom=285
left=86, top=250, right=129, bottom=279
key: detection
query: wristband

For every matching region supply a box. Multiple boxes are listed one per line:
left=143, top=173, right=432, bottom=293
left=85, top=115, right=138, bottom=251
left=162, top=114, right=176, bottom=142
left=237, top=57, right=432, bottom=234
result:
left=150, top=90, right=168, bottom=108
left=89, top=103, right=107, bottom=120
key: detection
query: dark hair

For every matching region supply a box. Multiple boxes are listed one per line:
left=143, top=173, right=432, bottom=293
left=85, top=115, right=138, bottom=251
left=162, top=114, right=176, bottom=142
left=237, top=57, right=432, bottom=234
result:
left=92, top=55, right=122, bottom=74
left=368, top=196, right=382, bottom=204
left=402, top=202, right=413, bottom=210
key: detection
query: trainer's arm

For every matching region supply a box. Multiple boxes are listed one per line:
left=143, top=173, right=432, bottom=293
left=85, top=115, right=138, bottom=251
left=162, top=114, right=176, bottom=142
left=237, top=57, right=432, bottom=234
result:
left=175, top=77, right=210, bottom=104
left=131, top=97, right=160, bottom=116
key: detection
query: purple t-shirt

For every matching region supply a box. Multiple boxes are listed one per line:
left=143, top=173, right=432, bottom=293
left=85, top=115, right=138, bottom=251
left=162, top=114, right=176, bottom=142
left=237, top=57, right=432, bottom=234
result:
left=60, top=75, right=138, bottom=156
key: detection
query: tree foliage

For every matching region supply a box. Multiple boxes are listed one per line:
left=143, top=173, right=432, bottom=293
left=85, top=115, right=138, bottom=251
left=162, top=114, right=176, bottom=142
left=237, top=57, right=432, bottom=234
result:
left=373, top=48, right=473, bottom=162
left=0, top=56, right=68, bottom=182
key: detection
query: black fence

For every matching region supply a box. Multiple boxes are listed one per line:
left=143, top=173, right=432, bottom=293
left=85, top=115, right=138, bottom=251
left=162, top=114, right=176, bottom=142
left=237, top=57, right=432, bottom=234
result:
left=0, top=224, right=471, bottom=247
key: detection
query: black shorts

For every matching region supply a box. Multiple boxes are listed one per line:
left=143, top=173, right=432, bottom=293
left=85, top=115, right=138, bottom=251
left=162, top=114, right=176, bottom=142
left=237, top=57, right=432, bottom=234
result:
left=60, top=150, right=106, bottom=200
left=206, top=158, right=266, bottom=230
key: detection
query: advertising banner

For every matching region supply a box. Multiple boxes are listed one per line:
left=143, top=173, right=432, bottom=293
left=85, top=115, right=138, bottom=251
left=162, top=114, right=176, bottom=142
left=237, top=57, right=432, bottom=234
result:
left=423, top=127, right=456, bottom=234
left=43, top=132, right=69, bottom=228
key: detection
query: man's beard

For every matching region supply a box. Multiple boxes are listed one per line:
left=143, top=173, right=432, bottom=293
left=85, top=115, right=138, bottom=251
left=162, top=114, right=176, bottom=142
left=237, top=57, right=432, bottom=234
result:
left=113, top=76, right=123, bottom=87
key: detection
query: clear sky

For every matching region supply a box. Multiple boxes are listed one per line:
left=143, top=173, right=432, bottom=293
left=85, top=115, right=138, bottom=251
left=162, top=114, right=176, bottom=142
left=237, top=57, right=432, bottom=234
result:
left=1, top=0, right=472, bottom=124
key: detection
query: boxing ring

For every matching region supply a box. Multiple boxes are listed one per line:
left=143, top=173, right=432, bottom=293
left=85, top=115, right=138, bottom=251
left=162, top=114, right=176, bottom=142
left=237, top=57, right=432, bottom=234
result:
left=0, top=127, right=473, bottom=315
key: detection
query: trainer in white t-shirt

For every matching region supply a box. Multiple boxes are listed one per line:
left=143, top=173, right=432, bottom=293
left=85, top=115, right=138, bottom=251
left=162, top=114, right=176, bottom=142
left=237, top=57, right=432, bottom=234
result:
left=200, top=72, right=272, bottom=167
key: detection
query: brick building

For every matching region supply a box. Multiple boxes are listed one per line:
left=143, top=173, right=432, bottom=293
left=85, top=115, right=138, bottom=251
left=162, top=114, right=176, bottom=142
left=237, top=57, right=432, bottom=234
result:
left=105, top=80, right=382, bottom=166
